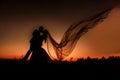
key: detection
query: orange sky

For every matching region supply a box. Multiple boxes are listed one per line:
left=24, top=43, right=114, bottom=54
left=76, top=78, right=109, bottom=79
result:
left=0, top=0, right=120, bottom=61
left=68, top=8, right=120, bottom=60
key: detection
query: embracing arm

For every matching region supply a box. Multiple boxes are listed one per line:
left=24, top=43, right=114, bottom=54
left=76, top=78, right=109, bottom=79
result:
left=43, top=29, right=48, bottom=43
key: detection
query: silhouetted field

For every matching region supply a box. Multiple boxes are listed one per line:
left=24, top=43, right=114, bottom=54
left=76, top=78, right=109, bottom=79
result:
left=0, top=56, right=120, bottom=79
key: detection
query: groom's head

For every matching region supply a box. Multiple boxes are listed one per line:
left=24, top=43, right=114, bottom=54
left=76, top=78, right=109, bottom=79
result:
left=39, top=26, right=44, bottom=32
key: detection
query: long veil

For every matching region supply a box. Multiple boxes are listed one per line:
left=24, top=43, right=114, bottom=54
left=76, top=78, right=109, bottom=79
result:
left=46, top=8, right=113, bottom=60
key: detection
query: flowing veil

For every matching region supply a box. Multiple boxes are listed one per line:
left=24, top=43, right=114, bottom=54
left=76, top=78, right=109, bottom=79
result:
left=46, top=8, right=113, bottom=60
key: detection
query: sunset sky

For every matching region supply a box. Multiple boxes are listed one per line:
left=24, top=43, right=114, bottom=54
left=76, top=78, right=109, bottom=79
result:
left=0, top=0, right=120, bottom=60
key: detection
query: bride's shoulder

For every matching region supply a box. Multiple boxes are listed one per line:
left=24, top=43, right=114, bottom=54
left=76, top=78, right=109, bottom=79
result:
left=44, top=29, right=48, bottom=33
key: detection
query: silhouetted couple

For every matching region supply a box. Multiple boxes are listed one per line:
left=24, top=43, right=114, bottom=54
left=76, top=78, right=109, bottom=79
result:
left=22, top=26, right=52, bottom=64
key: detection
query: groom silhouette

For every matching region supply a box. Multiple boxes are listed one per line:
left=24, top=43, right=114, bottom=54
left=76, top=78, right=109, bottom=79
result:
left=22, top=26, right=51, bottom=64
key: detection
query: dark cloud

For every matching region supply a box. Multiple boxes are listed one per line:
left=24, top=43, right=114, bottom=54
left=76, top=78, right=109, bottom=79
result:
left=109, top=0, right=120, bottom=8
left=116, top=0, right=120, bottom=8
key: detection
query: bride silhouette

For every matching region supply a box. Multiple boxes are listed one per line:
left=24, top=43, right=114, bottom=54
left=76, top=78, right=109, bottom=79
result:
left=22, top=26, right=52, bottom=64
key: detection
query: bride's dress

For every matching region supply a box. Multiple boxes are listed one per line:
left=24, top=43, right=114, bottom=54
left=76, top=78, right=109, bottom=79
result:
left=30, top=47, right=52, bottom=64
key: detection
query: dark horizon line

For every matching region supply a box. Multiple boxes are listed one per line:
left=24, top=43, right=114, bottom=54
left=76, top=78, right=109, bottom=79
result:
left=0, top=55, right=120, bottom=60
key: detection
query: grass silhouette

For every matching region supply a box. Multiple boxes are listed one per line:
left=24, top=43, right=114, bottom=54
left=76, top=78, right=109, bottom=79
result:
left=0, top=56, right=120, bottom=79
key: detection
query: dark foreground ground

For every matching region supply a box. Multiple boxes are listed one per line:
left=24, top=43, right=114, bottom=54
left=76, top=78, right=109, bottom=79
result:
left=0, top=56, right=120, bottom=79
